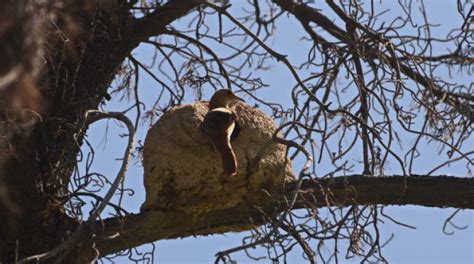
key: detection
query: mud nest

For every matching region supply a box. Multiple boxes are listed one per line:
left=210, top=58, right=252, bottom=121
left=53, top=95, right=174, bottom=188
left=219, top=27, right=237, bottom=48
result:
left=141, top=102, right=294, bottom=214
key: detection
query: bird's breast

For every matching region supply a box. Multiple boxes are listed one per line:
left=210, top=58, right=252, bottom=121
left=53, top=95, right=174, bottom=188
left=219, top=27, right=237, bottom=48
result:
left=202, top=107, right=237, bottom=138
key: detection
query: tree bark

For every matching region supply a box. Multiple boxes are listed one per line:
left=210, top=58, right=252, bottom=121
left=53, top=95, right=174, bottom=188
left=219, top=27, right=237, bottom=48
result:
left=0, top=0, right=200, bottom=261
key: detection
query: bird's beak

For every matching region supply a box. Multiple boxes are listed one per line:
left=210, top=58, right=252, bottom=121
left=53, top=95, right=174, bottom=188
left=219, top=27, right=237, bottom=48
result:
left=234, top=95, right=245, bottom=102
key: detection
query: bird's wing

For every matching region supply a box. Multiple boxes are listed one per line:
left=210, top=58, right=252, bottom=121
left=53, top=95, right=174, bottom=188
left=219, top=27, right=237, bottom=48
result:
left=202, top=107, right=237, bottom=176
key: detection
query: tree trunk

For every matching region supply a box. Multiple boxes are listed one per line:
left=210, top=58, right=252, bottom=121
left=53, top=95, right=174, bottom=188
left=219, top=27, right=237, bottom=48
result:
left=0, top=1, right=200, bottom=261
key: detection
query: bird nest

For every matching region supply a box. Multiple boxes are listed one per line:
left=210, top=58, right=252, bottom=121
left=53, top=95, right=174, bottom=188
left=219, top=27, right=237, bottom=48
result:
left=141, top=102, right=294, bottom=215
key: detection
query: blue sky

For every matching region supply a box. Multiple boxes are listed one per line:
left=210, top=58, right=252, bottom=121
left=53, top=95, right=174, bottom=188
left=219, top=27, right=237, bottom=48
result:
left=79, top=1, right=473, bottom=263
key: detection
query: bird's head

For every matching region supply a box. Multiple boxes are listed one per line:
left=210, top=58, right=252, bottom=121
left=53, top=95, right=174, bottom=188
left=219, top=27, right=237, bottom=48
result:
left=209, top=89, right=245, bottom=109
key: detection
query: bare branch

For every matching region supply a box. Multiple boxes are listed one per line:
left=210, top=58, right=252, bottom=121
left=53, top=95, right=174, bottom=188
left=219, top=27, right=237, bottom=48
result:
left=17, top=111, right=135, bottom=264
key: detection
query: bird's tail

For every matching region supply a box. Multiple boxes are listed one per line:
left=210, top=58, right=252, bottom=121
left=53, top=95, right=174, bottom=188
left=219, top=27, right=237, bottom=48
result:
left=212, top=133, right=237, bottom=176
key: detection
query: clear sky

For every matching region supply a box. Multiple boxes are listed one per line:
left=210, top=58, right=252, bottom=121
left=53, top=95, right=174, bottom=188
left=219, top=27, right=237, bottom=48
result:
left=80, top=1, right=473, bottom=263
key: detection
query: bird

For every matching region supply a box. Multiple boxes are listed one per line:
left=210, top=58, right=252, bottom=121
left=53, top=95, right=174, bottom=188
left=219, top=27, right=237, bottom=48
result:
left=202, top=89, right=245, bottom=176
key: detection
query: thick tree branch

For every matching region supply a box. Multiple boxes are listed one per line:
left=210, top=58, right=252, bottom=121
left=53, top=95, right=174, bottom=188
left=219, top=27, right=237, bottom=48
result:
left=91, top=175, right=474, bottom=257
left=130, top=0, right=201, bottom=45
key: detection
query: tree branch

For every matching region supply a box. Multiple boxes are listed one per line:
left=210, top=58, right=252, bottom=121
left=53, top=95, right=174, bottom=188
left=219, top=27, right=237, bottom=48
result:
left=130, top=0, right=201, bottom=45
left=17, top=111, right=135, bottom=264
left=272, top=0, right=474, bottom=122
left=91, top=175, right=474, bottom=257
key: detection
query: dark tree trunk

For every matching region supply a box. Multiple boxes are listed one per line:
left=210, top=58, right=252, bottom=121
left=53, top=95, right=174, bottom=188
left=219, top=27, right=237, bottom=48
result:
left=0, top=1, right=200, bottom=261
left=0, top=1, right=134, bottom=260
